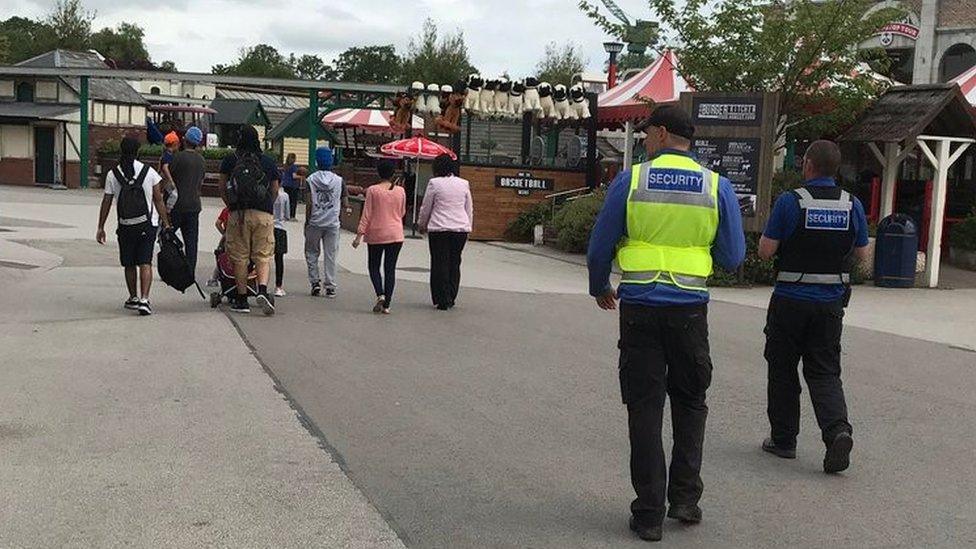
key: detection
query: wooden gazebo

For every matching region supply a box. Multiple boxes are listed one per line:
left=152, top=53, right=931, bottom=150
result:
left=842, top=84, right=976, bottom=288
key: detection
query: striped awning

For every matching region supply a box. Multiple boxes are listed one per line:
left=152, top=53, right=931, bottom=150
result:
left=951, top=64, right=976, bottom=106
left=597, top=50, right=692, bottom=128
left=321, top=108, right=423, bottom=133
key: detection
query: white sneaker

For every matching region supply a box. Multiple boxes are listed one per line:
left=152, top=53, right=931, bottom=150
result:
left=274, top=287, right=287, bottom=297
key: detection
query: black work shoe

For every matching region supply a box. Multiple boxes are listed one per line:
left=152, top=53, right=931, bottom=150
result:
left=137, top=299, right=152, bottom=316
left=823, top=432, right=853, bottom=474
left=124, top=297, right=140, bottom=310
left=256, top=293, right=275, bottom=316
left=629, top=517, right=663, bottom=542
left=762, top=438, right=797, bottom=459
left=325, top=287, right=337, bottom=299
left=667, top=504, right=702, bottom=524
left=230, top=296, right=250, bottom=314
left=310, top=283, right=321, bottom=296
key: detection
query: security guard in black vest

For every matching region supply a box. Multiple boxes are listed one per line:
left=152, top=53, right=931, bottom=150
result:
left=758, top=140, right=870, bottom=474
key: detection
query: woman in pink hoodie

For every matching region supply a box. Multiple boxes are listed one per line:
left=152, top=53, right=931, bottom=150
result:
left=353, top=160, right=406, bottom=314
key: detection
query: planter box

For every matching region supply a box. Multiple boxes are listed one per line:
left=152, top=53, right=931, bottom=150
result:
left=950, top=247, right=976, bottom=271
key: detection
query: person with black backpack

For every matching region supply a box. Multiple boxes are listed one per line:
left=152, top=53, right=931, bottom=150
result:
left=217, top=125, right=281, bottom=315
left=96, top=136, right=171, bottom=316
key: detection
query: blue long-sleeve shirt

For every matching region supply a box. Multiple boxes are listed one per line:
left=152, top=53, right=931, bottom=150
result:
left=587, top=149, right=747, bottom=306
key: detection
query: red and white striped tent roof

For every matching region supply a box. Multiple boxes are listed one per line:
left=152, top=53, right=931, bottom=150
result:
left=597, top=50, right=692, bottom=128
left=951, top=64, right=976, bottom=106
left=322, top=108, right=423, bottom=133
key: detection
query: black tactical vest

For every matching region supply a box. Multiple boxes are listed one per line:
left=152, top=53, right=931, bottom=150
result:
left=775, top=186, right=857, bottom=284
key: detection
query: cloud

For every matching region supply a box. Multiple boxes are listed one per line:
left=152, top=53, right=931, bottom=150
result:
left=8, top=0, right=625, bottom=78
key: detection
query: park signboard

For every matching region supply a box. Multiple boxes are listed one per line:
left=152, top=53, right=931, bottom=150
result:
left=680, top=91, right=779, bottom=232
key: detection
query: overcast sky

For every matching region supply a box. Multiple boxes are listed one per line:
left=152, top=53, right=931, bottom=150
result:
left=12, top=0, right=655, bottom=79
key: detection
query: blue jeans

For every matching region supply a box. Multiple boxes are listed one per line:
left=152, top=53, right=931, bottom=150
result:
left=170, top=210, right=200, bottom=274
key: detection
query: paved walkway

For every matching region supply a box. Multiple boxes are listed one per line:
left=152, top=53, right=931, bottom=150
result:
left=0, top=187, right=403, bottom=548
left=3, top=186, right=976, bottom=548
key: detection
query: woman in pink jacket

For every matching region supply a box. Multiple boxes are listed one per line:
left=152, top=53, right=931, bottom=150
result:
left=418, top=154, right=473, bottom=311
left=353, top=160, right=406, bottom=314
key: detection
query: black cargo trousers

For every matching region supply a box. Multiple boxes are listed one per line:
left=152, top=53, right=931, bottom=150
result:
left=764, top=294, right=853, bottom=449
left=618, top=302, right=712, bottom=527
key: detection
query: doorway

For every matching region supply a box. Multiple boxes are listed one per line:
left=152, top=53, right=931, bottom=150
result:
left=34, top=126, right=55, bottom=184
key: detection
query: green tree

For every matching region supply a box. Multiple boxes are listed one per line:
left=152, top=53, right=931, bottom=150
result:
left=333, top=45, right=401, bottom=84
left=213, top=44, right=296, bottom=78
left=536, top=42, right=587, bottom=86
left=400, top=18, right=477, bottom=85
left=0, top=34, right=8, bottom=64
left=292, top=54, right=335, bottom=80
left=617, top=51, right=653, bottom=73
left=643, top=0, right=901, bottom=141
left=158, top=60, right=177, bottom=72
left=46, top=0, right=94, bottom=51
left=0, top=16, right=56, bottom=63
left=91, top=22, right=152, bottom=69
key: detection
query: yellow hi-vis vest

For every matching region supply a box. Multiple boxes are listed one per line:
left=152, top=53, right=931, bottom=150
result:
left=616, top=155, right=720, bottom=291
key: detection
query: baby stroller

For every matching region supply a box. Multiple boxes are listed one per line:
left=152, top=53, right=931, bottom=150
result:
left=209, top=244, right=259, bottom=308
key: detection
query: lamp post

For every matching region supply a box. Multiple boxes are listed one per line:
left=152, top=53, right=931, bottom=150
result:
left=604, top=41, right=625, bottom=89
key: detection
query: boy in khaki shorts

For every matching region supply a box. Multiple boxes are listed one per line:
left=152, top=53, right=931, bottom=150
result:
left=218, top=125, right=281, bottom=315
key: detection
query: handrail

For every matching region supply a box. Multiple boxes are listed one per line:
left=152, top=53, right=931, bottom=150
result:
left=544, top=186, right=591, bottom=200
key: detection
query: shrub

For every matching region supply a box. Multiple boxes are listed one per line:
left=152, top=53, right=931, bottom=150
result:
left=98, top=139, right=280, bottom=163
left=950, top=214, right=976, bottom=251
left=708, top=232, right=776, bottom=287
left=505, top=202, right=551, bottom=243
left=552, top=191, right=605, bottom=253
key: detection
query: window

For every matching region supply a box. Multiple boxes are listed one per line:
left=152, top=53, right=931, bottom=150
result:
left=939, top=43, right=976, bottom=82
left=16, top=82, right=34, bottom=102
left=150, top=86, right=161, bottom=95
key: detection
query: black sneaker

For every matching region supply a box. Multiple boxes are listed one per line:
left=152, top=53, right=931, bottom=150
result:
left=124, top=297, right=140, bottom=310
left=823, top=432, right=853, bottom=474
left=325, top=288, right=337, bottom=299
left=667, top=504, right=702, bottom=524
left=629, top=516, right=663, bottom=542
left=256, top=293, right=276, bottom=316
left=310, top=282, right=321, bottom=296
left=230, top=296, right=250, bottom=314
left=762, top=438, right=797, bottom=459
left=137, top=299, right=152, bottom=316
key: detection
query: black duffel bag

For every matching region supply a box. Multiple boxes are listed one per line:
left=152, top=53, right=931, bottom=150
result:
left=157, top=228, right=204, bottom=298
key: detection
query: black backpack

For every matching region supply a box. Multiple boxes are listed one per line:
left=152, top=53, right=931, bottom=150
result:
left=226, top=153, right=269, bottom=209
left=157, top=228, right=201, bottom=296
left=113, top=164, right=152, bottom=226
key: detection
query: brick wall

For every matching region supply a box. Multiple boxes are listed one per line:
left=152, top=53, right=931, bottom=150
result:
left=0, top=158, right=34, bottom=185
left=63, top=161, right=80, bottom=189
left=459, top=165, right=587, bottom=241
left=939, top=0, right=976, bottom=27
left=86, top=124, right=143, bottom=185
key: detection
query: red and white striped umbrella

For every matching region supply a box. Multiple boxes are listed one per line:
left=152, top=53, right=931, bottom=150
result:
left=380, top=136, right=457, bottom=160
left=322, top=108, right=423, bottom=133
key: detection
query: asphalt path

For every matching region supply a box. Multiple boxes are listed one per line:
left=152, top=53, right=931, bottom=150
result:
left=232, top=269, right=976, bottom=549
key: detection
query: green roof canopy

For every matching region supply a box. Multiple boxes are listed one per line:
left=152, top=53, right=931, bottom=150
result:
left=266, top=107, right=336, bottom=142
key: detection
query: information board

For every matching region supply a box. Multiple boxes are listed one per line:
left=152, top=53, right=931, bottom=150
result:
left=692, top=137, right=762, bottom=218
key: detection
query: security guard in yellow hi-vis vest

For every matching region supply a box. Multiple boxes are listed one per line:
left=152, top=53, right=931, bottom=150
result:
left=587, top=105, right=745, bottom=543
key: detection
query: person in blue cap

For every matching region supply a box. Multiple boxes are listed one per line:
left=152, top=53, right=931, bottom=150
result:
left=168, top=126, right=207, bottom=274
left=304, top=147, right=348, bottom=298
